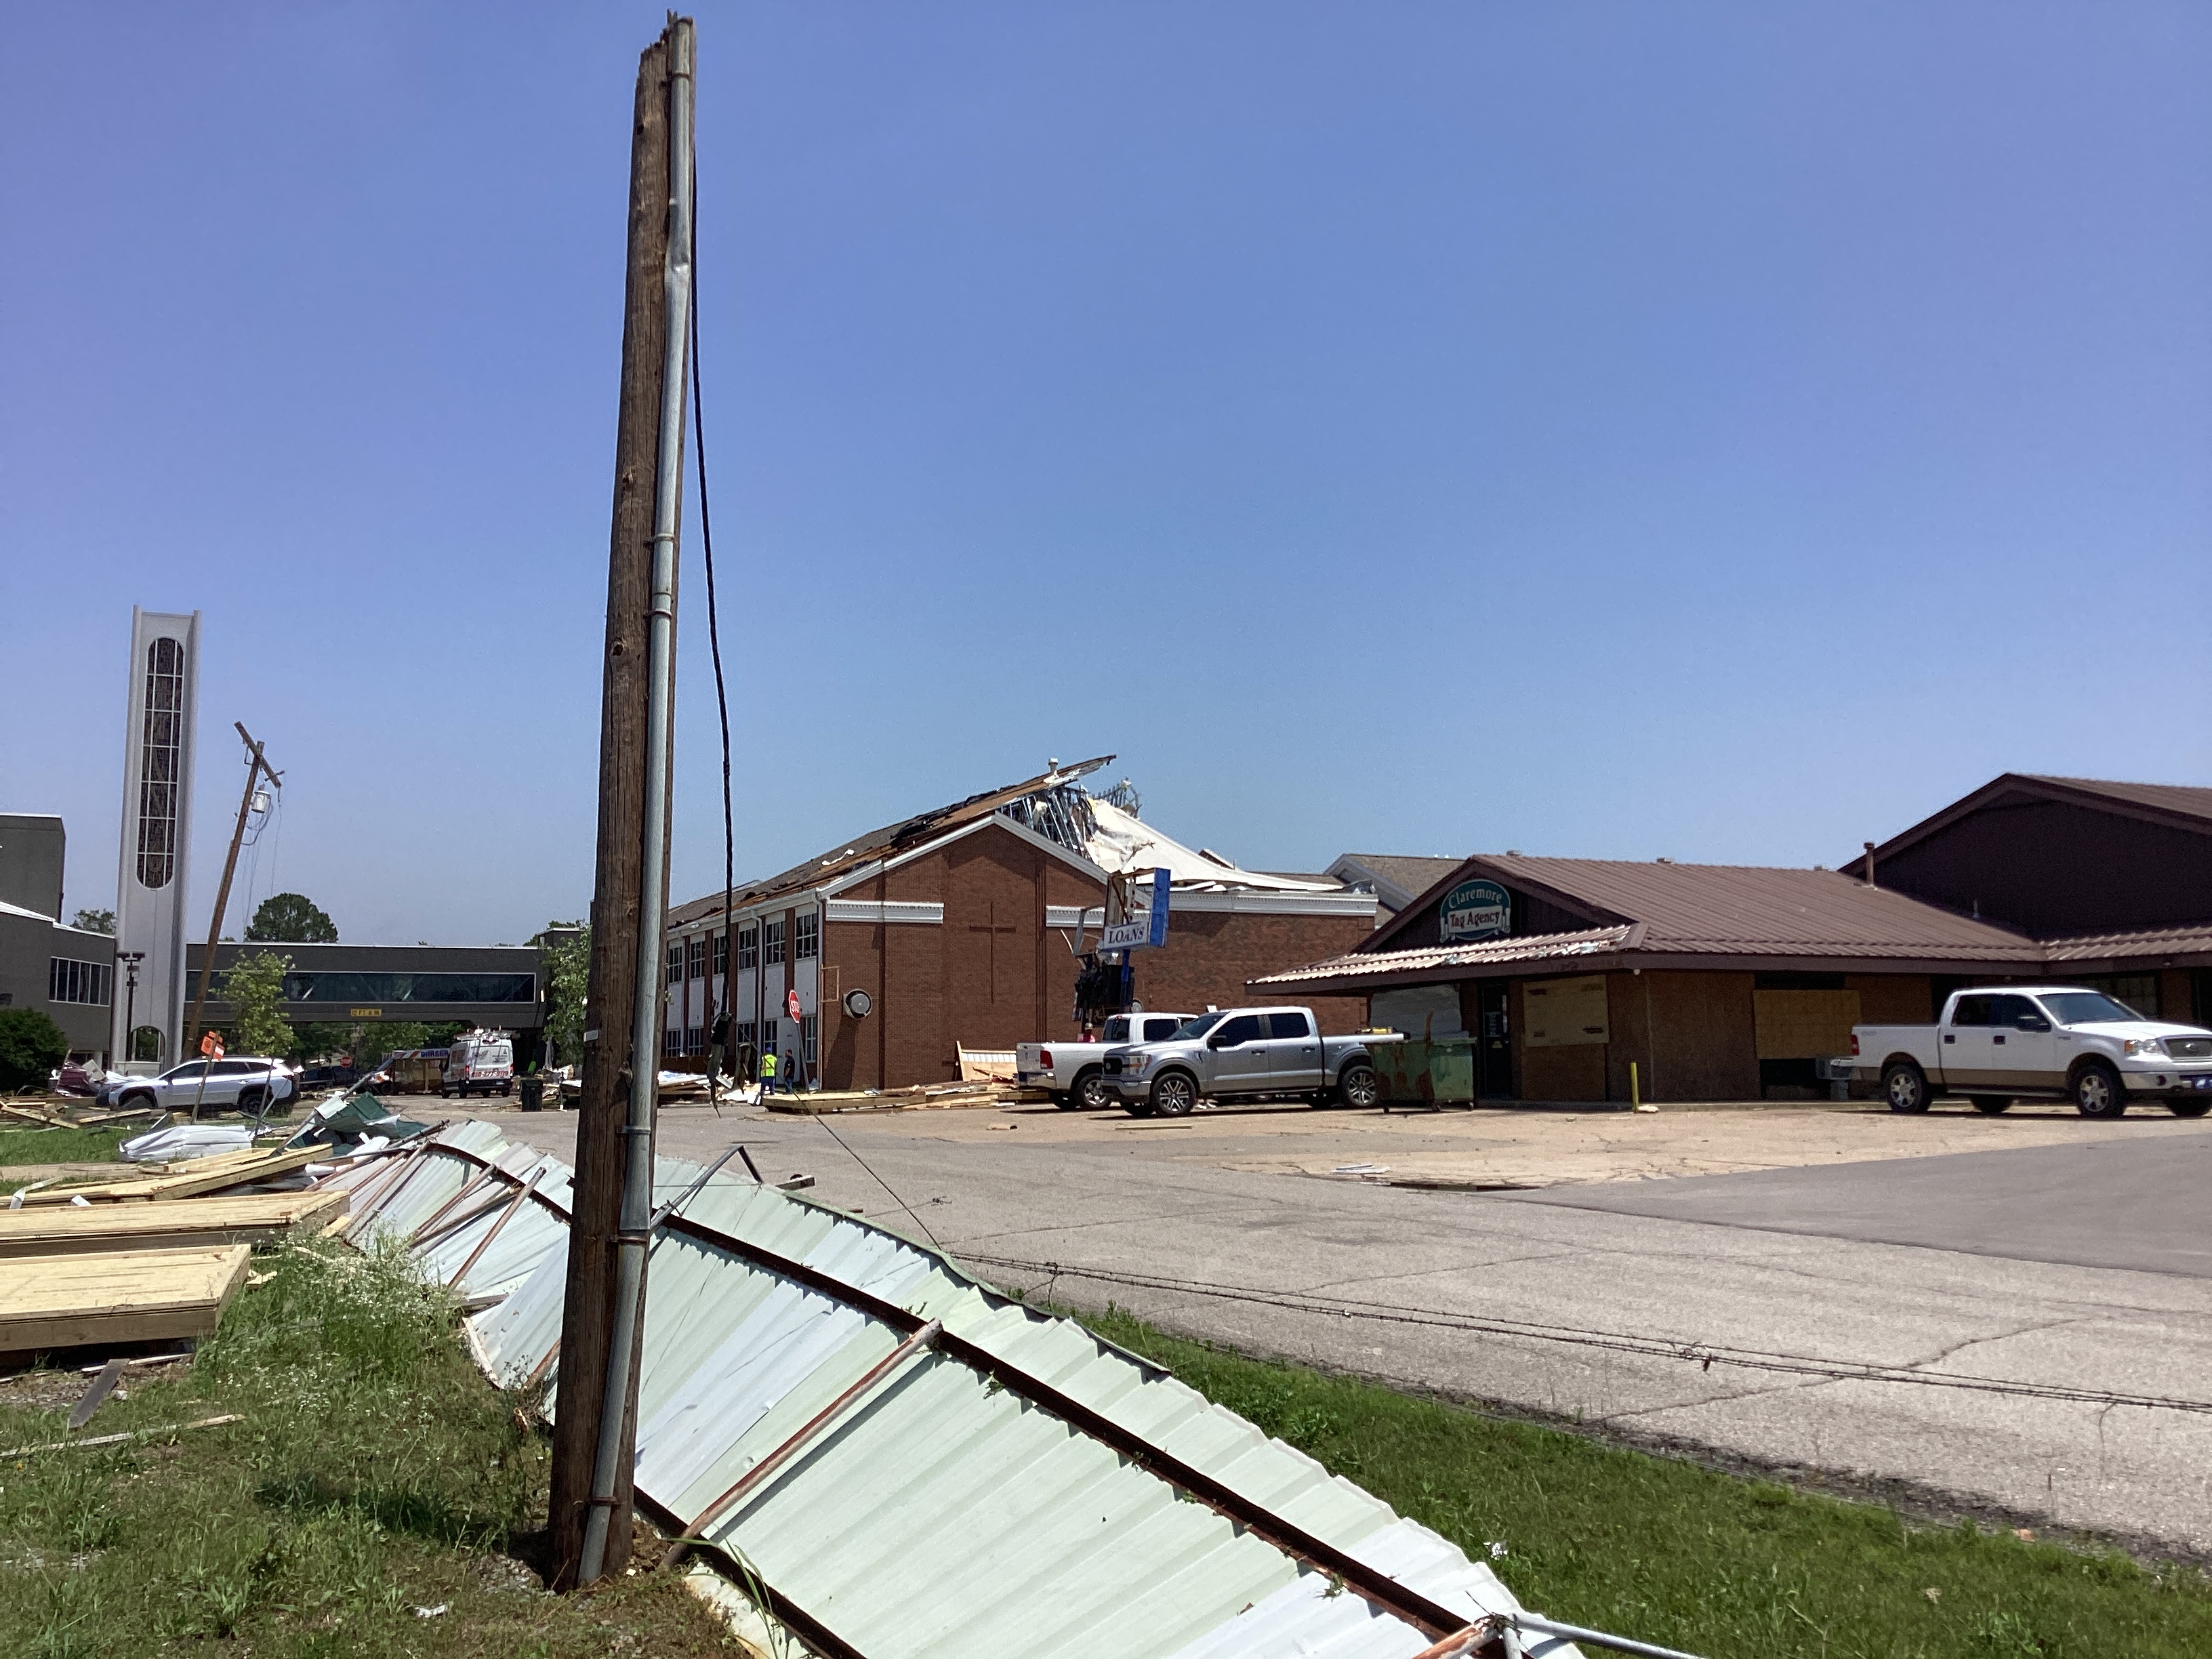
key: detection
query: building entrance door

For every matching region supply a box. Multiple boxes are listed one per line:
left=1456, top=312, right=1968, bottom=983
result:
left=1476, top=982, right=1513, bottom=1099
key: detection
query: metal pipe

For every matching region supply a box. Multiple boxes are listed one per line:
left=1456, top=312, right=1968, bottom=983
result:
left=581, top=12, right=695, bottom=1588
left=1511, top=1613, right=1706, bottom=1659
left=649, top=1139, right=750, bottom=1230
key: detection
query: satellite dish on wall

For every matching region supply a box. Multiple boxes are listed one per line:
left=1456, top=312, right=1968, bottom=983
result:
left=842, top=988, right=873, bottom=1019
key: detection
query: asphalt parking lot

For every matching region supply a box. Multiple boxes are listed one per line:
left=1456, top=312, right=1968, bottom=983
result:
left=462, top=1094, right=2212, bottom=1557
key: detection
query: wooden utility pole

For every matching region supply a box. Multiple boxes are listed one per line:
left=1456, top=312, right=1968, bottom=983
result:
left=182, top=722, right=281, bottom=1063
left=548, top=20, right=684, bottom=1589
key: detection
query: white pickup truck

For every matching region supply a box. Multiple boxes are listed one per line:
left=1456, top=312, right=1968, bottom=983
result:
left=1017, top=1011, right=1196, bottom=1110
left=1849, top=985, right=2212, bottom=1119
left=1101, top=1005, right=1391, bottom=1118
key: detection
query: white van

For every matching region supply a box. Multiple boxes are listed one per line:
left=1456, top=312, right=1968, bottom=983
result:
left=443, top=1030, right=515, bottom=1099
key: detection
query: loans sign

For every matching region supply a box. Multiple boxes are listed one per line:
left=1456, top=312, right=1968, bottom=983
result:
left=1439, top=878, right=1511, bottom=943
left=1101, top=867, right=1171, bottom=951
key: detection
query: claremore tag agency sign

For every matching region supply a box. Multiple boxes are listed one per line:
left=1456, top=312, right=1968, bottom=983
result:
left=1438, top=878, right=1511, bottom=943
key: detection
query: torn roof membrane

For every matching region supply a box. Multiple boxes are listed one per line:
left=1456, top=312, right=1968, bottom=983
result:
left=331, top=1125, right=1583, bottom=1659
left=668, top=757, right=1345, bottom=926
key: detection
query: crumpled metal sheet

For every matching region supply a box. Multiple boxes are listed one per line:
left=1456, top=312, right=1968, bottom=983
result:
left=359, top=1127, right=1574, bottom=1659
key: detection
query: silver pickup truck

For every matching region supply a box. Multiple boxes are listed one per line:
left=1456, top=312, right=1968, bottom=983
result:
left=1847, top=985, right=2212, bottom=1119
left=1016, top=1011, right=1196, bottom=1110
left=1101, top=1005, right=1387, bottom=1117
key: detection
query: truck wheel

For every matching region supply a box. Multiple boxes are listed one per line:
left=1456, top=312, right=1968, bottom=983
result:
left=1150, top=1073, right=1197, bottom=1118
left=2072, top=1063, right=2127, bottom=1119
left=1124, top=1096, right=1155, bottom=1118
left=2169, top=1099, right=2211, bottom=1118
left=1073, top=1067, right=1110, bottom=1111
left=1882, top=1062, right=1931, bottom=1113
left=1969, top=1096, right=2012, bottom=1115
left=237, top=1086, right=266, bottom=1117
left=1337, top=1063, right=1380, bottom=1110
left=1050, top=1092, right=1077, bottom=1111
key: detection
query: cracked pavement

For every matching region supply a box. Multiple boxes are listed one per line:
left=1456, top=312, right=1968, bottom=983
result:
left=456, top=1094, right=2212, bottom=1555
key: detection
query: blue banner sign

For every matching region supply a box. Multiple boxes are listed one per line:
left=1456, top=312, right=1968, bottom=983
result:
left=1439, top=878, right=1510, bottom=943
left=1102, top=867, right=1171, bottom=951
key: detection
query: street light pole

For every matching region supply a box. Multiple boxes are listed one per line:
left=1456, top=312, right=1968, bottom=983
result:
left=118, top=951, right=144, bottom=1066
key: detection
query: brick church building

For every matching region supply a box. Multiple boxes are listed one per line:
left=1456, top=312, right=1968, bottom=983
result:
left=660, top=758, right=1373, bottom=1090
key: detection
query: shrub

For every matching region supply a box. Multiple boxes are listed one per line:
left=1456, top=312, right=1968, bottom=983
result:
left=0, top=1006, right=68, bottom=1090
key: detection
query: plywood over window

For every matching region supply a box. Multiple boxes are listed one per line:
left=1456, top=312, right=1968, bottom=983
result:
left=1753, top=989, right=1861, bottom=1059
left=1523, top=974, right=1609, bottom=1048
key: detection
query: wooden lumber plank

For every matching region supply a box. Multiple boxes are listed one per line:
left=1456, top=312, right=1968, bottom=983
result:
left=17, top=1144, right=325, bottom=1204
left=0, top=1189, right=348, bottom=1256
left=0, top=1245, right=251, bottom=1353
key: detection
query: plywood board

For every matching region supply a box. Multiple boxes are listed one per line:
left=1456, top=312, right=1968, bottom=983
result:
left=1754, top=989, right=1862, bottom=1060
left=1523, top=974, right=1610, bottom=1048
left=0, top=1189, right=347, bottom=1257
left=0, top=1245, right=251, bottom=1353
left=18, top=1144, right=325, bottom=1204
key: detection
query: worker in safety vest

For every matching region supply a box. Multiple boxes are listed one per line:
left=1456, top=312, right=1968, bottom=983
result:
left=760, top=1048, right=777, bottom=1090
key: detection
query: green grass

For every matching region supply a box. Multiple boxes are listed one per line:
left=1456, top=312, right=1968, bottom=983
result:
left=0, top=1125, right=127, bottom=1189
left=0, top=1241, right=739, bottom=1658
left=1082, top=1305, right=2212, bottom=1659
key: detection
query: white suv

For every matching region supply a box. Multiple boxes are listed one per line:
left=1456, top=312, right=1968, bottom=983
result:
left=102, top=1058, right=298, bottom=1117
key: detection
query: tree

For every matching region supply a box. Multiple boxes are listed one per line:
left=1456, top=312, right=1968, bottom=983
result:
left=226, top=950, right=294, bottom=1059
left=354, top=1021, right=430, bottom=1071
left=246, top=893, right=337, bottom=943
left=541, top=920, right=590, bottom=1067
left=0, top=1008, right=68, bottom=1092
left=71, top=908, right=115, bottom=935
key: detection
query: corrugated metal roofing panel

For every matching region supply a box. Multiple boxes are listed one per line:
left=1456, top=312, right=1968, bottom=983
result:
left=1256, top=927, right=1635, bottom=985
left=378, top=1129, right=1583, bottom=1659
left=2041, top=922, right=2212, bottom=962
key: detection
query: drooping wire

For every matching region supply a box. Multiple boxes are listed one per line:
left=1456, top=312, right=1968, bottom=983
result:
left=689, top=168, right=737, bottom=1095
left=813, top=1114, right=946, bottom=1250
left=683, top=131, right=934, bottom=1248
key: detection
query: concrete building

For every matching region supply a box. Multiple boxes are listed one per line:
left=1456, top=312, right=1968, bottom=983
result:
left=111, top=609, right=201, bottom=1066
left=1256, top=775, right=2212, bottom=1103
left=660, top=759, right=1375, bottom=1090
left=0, top=813, right=117, bottom=1061
left=186, top=941, right=546, bottom=1058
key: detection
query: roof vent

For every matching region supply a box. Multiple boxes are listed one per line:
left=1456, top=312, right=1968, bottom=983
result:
left=1655, top=857, right=1673, bottom=865
left=1504, top=849, right=1522, bottom=857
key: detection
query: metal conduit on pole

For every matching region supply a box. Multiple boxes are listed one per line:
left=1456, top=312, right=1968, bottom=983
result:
left=577, top=10, right=695, bottom=1589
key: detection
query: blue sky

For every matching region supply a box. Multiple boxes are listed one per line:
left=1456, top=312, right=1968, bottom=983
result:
left=3, top=2, right=2207, bottom=944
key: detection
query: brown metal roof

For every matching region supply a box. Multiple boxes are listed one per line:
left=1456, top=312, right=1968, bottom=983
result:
left=1258, top=858, right=2212, bottom=996
left=2024, top=776, right=2212, bottom=824
left=1469, top=857, right=2032, bottom=955
left=1329, top=854, right=1465, bottom=909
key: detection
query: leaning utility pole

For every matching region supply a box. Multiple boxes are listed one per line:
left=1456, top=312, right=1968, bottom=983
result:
left=182, top=722, right=281, bottom=1058
left=550, top=13, right=694, bottom=1590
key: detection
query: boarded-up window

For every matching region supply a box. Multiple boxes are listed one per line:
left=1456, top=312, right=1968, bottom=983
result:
left=1523, top=975, right=1608, bottom=1048
left=1371, top=984, right=1466, bottom=1038
left=1753, top=989, right=1861, bottom=1059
